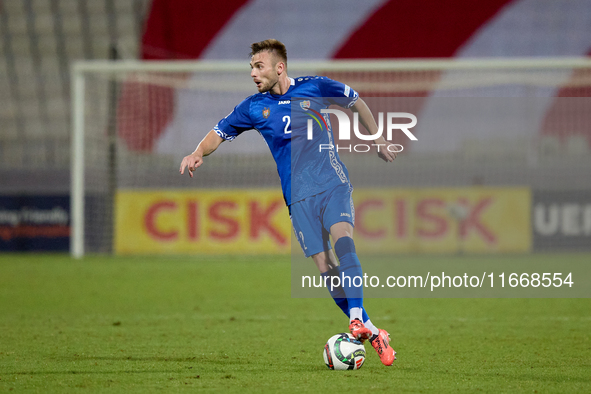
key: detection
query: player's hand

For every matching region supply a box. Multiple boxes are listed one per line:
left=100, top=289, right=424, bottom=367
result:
left=376, top=140, right=398, bottom=163
left=179, top=152, right=203, bottom=178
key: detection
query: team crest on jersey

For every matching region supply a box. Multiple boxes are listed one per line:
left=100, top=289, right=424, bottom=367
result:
left=300, top=100, right=311, bottom=110
left=262, top=107, right=270, bottom=118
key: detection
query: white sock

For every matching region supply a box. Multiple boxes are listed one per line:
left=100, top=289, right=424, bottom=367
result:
left=364, top=319, right=379, bottom=336
left=349, top=307, right=363, bottom=322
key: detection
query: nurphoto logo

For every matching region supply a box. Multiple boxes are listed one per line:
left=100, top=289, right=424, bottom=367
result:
left=305, top=108, right=417, bottom=153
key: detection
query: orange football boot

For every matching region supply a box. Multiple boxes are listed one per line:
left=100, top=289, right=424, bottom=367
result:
left=370, top=329, right=396, bottom=366
left=348, top=318, right=372, bottom=342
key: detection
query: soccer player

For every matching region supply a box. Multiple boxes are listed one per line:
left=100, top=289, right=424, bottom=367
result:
left=179, top=39, right=396, bottom=366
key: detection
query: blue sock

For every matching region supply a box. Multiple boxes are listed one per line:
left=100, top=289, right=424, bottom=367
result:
left=334, top=237, right=363, bottom=312
left=321, top=266, right=349, bottom=316
left=362, top=307, right=370, bottom=323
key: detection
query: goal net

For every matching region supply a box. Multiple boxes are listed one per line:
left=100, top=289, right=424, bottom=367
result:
left=71, top=58, right=591, bottom=256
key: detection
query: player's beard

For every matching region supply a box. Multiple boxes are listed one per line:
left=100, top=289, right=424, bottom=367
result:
left=257, top=77, right=278, bottom=93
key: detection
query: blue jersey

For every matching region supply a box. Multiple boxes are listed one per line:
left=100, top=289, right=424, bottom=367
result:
left=213, top=76, right=358, bottom=206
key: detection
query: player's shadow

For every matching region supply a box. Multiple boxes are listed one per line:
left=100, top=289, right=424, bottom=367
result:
left=2, top=355, right=319, bottom=375
left=4, top=369, right=180, bottom=375
left=80, top=356, right=248, bottom=366
left=76, top=355, right=319, bottom=372
left=82, top=355, right=201, bottom=362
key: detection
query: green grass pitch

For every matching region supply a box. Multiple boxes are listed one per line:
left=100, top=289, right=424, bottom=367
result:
left=0, top=254, right=589, bottom=393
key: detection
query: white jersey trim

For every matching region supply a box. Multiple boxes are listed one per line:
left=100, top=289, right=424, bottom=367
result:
left=214, top=126, right=236, bottom=141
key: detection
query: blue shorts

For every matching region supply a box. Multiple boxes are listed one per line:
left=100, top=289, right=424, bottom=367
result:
left=290, top=183, right=355, bottom=257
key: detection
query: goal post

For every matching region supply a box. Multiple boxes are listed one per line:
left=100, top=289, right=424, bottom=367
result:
left=71, top=66, right=85, bottom=259
left=70, top=57, right=591, bottom=257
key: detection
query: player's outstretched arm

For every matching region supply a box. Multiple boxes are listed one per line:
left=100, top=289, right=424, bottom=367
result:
left=179, top=130, right=224, bottom=178
left=351, top=98, right=397, bottom=163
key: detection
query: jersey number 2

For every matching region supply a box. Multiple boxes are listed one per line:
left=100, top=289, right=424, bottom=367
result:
left=282, top=115, right=291, bottom=134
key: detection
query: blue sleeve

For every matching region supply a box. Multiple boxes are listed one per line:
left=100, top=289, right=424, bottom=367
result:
left=318, top=77, right=359, bottom=109
left=213, top=97, right=254, bottom=141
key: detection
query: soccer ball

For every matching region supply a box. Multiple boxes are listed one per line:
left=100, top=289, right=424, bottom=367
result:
left=323, top=333, right=366, bottom=370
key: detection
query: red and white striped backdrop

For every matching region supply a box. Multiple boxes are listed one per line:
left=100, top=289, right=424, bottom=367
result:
left=119, top=0, right=591, bottom=154
left=141, top=0, right=591, bottom=61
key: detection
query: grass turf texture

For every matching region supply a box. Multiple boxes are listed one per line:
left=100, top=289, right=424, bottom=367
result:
left=0, top=254, right=589, bottom=393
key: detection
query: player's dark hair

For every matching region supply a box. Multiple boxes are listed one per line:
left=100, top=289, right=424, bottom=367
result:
left=250, top=39, right=287, bottom=64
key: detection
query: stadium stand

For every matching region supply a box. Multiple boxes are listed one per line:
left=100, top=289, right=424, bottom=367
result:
left=0, top=0, right=149, bottom=182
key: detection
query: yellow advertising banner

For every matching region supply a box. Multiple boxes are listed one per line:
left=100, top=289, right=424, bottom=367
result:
left=115, top=189, right=291, bottom=254
left=115, top=187, right=531, bottom=255
left=352, top=187, right=531, bottom=253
